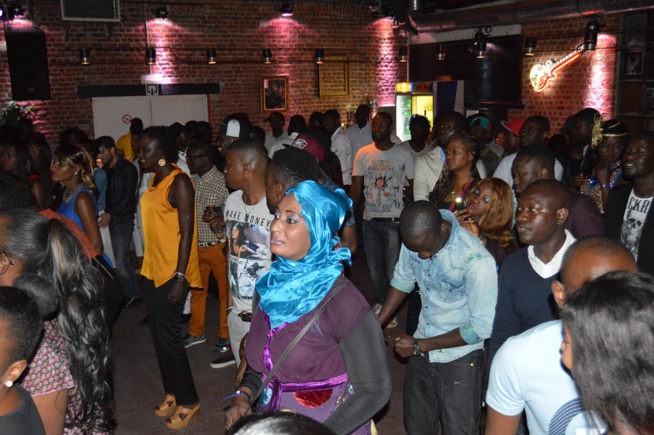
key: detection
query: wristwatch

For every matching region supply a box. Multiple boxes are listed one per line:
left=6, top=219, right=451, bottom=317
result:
left=412, top=338, right=422, bottom=356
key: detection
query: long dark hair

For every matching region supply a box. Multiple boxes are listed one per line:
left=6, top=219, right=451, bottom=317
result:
left=562, top=271, right=654, bottom=434
left=0, top=209, right=111, bottom=432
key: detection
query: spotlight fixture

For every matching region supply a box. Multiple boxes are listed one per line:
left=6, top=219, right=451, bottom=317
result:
left=473, top=31, right=487, bottom=59
left=6, top=3, right=23, bottom=20
left=524, top=37, right=537, bottom=56
left=399, top=47, right=408, bottom=63
left=154, top=6, right=168, bottom=19
left=315, top=49, right=324, bottom=65
left=206, top=48, right=217, bottom=65
left=436, top=44, right=446, bottom=61
left=280, top=2, right=293, bottom=17
left=146, top=47, right=156, bottom=65
left=263, top=49, right=272, bottom=64
left=79, top=48, right=91, bottom=65
left=584, top=19, right=600, bottom=51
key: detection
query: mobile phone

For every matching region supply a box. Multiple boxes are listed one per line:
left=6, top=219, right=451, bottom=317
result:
left=454, top=197, right=467, bottom=211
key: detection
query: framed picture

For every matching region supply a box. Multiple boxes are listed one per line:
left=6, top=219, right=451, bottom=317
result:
left=260, top=76, right=288, bottom=112
left=318, top=57, right=349, bottom=97
left=646, top=87, right=654, bottom=113
left=622, top=50, right=644, bottom=77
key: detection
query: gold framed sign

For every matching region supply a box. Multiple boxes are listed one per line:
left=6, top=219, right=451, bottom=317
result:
left=318, top=57, right=349, bottom=97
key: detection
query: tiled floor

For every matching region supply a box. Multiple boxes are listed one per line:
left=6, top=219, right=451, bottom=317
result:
left=111, top=250, right=409, bottom=434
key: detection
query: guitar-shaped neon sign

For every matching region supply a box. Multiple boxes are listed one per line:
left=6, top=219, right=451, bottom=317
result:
left=530, top=45, right=585, bottom=93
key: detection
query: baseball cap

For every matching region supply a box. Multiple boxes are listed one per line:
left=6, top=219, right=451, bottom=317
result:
left=469, top=116, right=491, bottom=131
left=501, top=118, right=525, bottom=136
left=218, top=119, right=241, bottom=138
left=288, top=134, right=325, bottom=163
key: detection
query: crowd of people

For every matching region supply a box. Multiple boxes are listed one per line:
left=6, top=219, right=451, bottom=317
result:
left=0, top=103, right=652, bottom=434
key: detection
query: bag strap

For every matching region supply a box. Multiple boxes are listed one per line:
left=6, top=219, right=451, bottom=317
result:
left=249, top=276, right=347, bottom=406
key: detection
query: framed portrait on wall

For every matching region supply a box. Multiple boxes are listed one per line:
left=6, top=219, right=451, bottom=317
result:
left=260, top=76, right=288, bottom=112
left=622, top=51, right=644, bottom=77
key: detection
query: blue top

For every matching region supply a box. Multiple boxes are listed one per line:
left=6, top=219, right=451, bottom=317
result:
left=391, top=209, right=498, bottom=363
left=94, top=168, right=108, bottom=212
left=57, top=186, right=97, bottom=232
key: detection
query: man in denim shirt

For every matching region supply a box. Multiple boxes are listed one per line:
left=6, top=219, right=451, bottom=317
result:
left=379, top=201, right=498, bottom=435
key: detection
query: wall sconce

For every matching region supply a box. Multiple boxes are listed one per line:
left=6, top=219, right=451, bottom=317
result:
left=436, top=44, right=446, bottom=61
left=280, top=2, right=293, bottom=17
left=474, top=31, right=487, bottom=59
left=315, top=49, right=324, bottom=64
left=399, top=47, right=408, bottom=63
left=207, top=48, right=217, bottom=65
left=154, top=6, right=168, bottom=19
left=146, top=47, right=156, bottom=64
left=263, top=49, right=272, bottom=64
left=524, top=37, right=537, bottom=56
left=79, top=48, right=91, bottom=65
left=584, top=19, right=600, bottom=51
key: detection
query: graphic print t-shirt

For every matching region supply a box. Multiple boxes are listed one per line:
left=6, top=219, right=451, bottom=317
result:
left=224, top=191, right=274, bottom=313
left=353, top=143, right=414, bottom=219
left=621, top=189, right=652, bottom=261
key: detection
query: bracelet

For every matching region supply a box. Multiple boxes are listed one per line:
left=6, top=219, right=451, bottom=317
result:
left=412, top=338, right=422, bottom=356
left=173, top=271, right=185, bottom=281
left=220, top=389, right=251, bottom=403
left=226, top=306, right=235, bottom=311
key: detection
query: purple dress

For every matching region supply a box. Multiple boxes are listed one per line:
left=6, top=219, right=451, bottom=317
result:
left=246, top=278, right=374, bottom=434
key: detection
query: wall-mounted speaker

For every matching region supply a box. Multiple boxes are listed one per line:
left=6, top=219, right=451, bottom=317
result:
left=5, top=29, right=51, bottom=101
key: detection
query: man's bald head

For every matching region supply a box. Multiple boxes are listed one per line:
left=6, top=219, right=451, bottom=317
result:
left=552, top=237, right=637, bottom=308
left=522, top=179, right=572, bottom=211
left=400, top=201, right=443, bottom=241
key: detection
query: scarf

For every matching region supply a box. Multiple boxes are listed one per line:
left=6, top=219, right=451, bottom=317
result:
left=257, top=181, right=352, bottom=328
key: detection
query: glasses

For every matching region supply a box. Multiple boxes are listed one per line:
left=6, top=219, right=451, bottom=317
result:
left=1, top=253, right=14, bottom=266
left=185, top=154, right=210, bottom=161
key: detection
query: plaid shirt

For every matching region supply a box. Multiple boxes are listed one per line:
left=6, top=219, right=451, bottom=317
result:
left=192, top=166, right=229, bottom=244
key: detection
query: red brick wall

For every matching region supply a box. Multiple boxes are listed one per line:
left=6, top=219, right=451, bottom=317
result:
left=0, top=2, right=407, bottom=144
left=509, top=14, right=621, bottom=132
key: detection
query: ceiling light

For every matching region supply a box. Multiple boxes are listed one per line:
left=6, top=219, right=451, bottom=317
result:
left=584, top=20, right=600, bottom=51
left=263, top=49, right=272, bottom=64
left=154, top=6, right=168, bottom=19
left=79, top=48, right=91, bottom=65
left=399, top=47, right=408, bottom=63
left=280, top=2, right=293, bottom=17
left=146, top=47, right=156, bottom=65
left=207, top=48, right=217, bottom=65
left=436, top=44, right=446, bottom=61
left=524, top=37, right=537, bottom=56
left=315, top=49, right=324, bottom=65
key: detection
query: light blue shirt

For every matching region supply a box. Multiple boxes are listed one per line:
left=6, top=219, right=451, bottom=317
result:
left=391, top=209, right=498, bottom=363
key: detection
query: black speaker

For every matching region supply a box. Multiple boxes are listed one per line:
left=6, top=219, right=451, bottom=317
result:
left=6, top=28, right=51, bottom=101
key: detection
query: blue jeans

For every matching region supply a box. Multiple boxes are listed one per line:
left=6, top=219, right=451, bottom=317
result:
left=404, top=350, right=483, bottom=435
left=110, top=218, right=140, bottom=299
left=362, top=219, right=401, bottom=305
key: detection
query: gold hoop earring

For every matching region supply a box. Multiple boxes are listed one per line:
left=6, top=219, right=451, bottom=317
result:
left=158, top=159, right=166, bottom=167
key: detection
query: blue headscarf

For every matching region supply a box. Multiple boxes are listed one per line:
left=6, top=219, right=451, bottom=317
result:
left=256, top=180, right=352, bottom=328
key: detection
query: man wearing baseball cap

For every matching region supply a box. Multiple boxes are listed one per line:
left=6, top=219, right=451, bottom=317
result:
left=492, top=118, right=524, bottom=184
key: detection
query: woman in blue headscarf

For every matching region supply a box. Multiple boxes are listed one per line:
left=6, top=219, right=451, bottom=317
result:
left=225, top=180, right=391, bottom=434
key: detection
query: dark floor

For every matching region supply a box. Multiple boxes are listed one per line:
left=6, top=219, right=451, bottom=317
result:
left=111, top=250, right=409, bottom=434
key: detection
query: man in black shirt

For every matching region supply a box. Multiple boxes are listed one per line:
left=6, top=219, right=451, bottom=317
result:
left=97, top=136, right=141, bottom=307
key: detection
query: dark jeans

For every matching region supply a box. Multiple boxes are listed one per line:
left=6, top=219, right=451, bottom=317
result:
left=405, top=349, right=483, bottom=435
left=362, top=219, right=401, bottom=305
left=110, top=218, right=140, bottom=298
left=145, top=278, right=199, bottom=406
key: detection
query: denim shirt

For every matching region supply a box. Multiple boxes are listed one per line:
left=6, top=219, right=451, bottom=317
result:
left=391, top=210, right=498, bottom=363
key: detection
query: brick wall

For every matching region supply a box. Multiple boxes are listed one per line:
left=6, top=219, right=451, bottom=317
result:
left=508, top=14, right=621, bottom=132
left=0, top=1, right=407, bottom=144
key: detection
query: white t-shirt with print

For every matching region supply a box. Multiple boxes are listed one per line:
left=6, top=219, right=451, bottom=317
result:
left=621, top=189, right=652, bottom=261
left=352, top=143, right=414, bottom=219
left=487, top=320, right=605, bottom=435
left=224, top=191, right=274, bottom=313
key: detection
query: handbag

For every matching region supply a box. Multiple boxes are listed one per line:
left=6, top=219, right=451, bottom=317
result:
left=247, top=276, right=347, bottom=408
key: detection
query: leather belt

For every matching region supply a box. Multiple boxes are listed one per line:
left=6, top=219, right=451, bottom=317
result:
left=370, top=217, right=400, bottom=223
left=238, top=312, right=252, bottom=322
left=198, top=242, right=218, bottom=248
